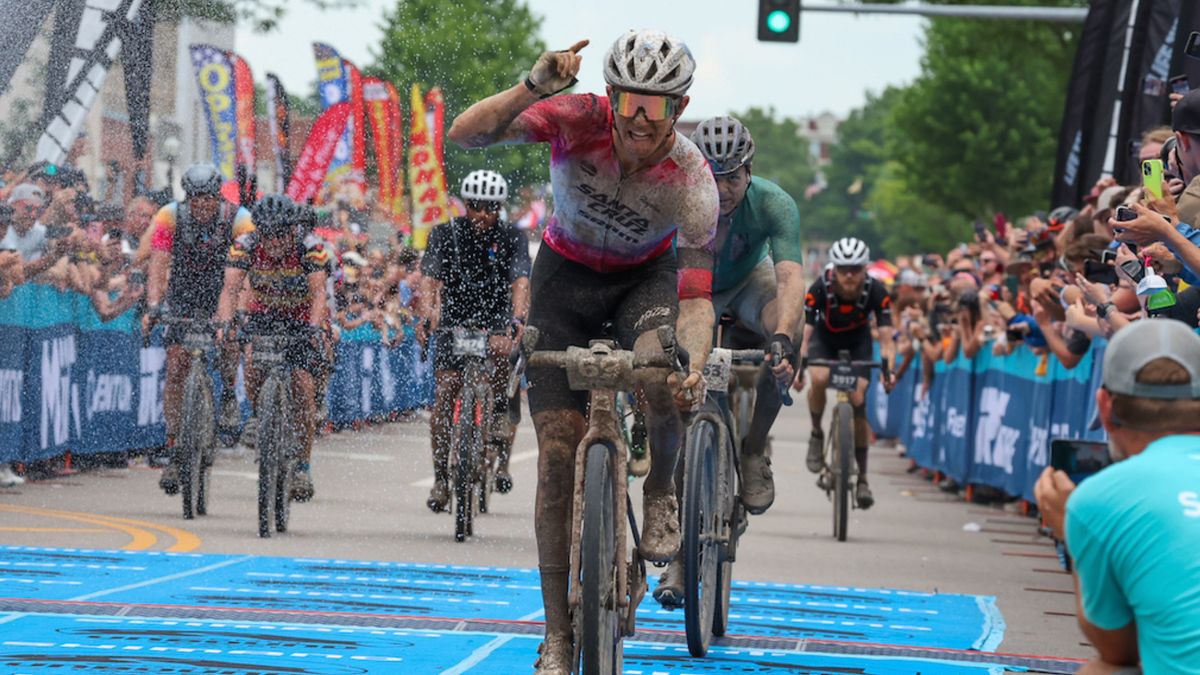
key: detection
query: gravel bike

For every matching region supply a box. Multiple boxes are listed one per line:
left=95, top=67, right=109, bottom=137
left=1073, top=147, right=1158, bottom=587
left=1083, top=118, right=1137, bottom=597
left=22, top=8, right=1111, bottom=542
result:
left=810, top=350, right=883, bottom=542
left=248, top=332, right=311, bottom=538
left=511, top=325, right=683, bottom=674
left=161, top=317, right=218, bottom=521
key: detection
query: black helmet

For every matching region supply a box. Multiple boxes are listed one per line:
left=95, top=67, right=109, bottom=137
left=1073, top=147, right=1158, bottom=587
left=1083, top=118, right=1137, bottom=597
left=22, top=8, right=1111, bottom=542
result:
left=296, top=203, right=318, bottom=234
left=181, top=163, right=222, bottom=197
left=252, top=194, right=296, bottom=237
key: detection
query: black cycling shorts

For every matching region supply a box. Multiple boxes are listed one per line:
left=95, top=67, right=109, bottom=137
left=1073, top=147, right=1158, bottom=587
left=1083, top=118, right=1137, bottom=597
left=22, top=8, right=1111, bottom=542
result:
left=242, top=314, right=320, bottom=375
left=526, top=245, right=678, bottom=415
left=808, top=327, right=873, bottom=373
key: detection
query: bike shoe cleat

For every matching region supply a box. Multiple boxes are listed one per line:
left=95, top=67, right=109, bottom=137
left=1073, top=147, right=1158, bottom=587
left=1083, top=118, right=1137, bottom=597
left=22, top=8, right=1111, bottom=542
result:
left=856, top=479, right=875, bottom=510
left=652, top=560, right=685, bottom=610
left=291, top=464, right=314, bottom=502
left=739, top=452, right=775, bottom=515
left=159, top=462, right=180, bottom=495
left=426, top=479, right=450, bottom=513
left=533, top=634, right=573, bottom=675
left=806, top=430, right=825, bottom=473
left=639, top=490, right=681, bottom=563
left=494, top=469, right=513, bottom=494
left=240, top=416, right=258, bottom=449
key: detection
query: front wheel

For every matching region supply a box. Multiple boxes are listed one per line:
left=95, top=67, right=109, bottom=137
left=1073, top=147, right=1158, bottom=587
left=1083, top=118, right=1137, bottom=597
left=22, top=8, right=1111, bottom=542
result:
left=257, top=377, right=281, bottom=538
left=832, top=402, right=853, bottom=542
left=274, top=385, right=295, bottom=534
left=682, top=419, right=720, bottom=657
left=579, top=442, right=620, bottom=674
left=453, top=388, right=480, bottom=543
left=178, top=367, right=209, bottom=520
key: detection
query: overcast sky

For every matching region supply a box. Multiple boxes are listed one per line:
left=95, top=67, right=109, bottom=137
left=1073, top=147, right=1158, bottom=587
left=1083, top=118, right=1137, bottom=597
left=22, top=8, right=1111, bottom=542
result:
left=236, top=0, right=927, bottom=120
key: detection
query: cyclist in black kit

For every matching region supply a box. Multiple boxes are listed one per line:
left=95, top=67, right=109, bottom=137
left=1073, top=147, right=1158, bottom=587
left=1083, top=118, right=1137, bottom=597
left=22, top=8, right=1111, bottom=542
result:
left=797, top=237, right=895, bottom=509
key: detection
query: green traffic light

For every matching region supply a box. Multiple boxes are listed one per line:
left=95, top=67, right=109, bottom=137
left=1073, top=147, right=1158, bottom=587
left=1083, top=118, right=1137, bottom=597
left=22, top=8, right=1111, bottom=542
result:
left=766, top=9, right=791, bottom=33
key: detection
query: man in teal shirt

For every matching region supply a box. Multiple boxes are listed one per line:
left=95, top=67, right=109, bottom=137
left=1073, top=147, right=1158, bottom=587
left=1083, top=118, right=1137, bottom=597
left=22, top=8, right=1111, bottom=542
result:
left=655, top=116, right=805, bottom=607
left=1036, top=319, right=1200, bottom=673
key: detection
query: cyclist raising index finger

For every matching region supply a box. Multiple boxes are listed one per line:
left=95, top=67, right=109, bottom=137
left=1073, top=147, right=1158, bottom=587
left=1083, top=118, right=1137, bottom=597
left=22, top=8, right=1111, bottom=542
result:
left=449, top=30, right=718, bottom=674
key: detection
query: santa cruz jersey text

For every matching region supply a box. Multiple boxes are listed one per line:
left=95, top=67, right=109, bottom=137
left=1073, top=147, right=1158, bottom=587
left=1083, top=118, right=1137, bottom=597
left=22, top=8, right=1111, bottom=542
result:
left=512, top=94, right=718, bottom=281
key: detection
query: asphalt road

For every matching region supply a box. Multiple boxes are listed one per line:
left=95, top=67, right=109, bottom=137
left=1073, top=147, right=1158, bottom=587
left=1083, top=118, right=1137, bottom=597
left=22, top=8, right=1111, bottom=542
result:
left=0, top=394, right=1091, bottom=668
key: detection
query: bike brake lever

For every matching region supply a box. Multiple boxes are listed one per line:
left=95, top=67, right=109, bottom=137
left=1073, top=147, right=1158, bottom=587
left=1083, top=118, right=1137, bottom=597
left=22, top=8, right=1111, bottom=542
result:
left=769, top=342, right=795, bottom=407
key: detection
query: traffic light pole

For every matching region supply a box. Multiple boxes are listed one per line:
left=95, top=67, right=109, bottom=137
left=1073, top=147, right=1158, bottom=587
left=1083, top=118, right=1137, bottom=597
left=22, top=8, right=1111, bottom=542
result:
left=802, top=3, right=1087, bottom=22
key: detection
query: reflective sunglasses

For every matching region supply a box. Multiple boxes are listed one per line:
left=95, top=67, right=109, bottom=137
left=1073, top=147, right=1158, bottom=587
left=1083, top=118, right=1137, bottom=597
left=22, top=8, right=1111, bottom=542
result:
left=611, top=90, right=678, bottom=121
left=835, top=265, right=865, bottom=275
left=466, top=200, right=501, bottom=213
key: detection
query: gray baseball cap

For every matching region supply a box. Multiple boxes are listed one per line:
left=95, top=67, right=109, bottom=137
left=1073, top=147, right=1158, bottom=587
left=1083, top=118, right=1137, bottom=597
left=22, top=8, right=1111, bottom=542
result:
left=6, top=183, right=44, bottom=205
left=1103, top=319, right=1200, bottom=400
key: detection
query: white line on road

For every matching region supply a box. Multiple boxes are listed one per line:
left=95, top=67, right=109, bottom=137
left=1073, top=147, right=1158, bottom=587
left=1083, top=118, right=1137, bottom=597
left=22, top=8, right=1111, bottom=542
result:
left=69, top=556, right=253, bottom=602
left=409, top=449, right=538, bottom=488
left=440, top=608, right=544, bottom=675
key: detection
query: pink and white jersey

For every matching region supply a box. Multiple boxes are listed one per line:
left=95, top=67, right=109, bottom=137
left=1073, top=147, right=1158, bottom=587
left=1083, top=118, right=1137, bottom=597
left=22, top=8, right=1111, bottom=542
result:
left=513, top=94, right=718, bottom=275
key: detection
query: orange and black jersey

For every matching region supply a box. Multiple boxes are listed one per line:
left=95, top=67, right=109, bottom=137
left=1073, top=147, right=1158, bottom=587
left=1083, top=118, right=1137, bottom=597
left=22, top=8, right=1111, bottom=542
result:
left=805, top=276, right=892, bottom=335
left=228, top=232, right=329, bottom=323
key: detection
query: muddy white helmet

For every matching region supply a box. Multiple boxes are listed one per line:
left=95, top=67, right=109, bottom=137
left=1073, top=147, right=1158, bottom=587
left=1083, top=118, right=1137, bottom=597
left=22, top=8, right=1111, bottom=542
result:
left=829, top=237, right=870, bottom=266
left=603, top=29, right=695, bottom=96
left=460, top=170, right=508, bottom=203
left=691, top=116, right=755, bottom=175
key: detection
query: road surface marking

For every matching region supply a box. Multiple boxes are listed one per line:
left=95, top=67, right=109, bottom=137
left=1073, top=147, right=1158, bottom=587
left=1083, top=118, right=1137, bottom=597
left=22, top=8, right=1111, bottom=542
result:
left=0, top=527, right=107, bottom=533
left=69, top=555, right=252, bottom=602
left=0, top=503, right=201, bottom=552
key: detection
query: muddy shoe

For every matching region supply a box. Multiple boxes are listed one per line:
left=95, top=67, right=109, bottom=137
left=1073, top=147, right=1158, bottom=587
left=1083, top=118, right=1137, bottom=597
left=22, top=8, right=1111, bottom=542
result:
left=639, top=490, right=680, bottom=563
left=426, top=479, right=449, bottom=513
left=159, top=462, right=179, bottom=495
left=291, top=464, right=314, bottom=502
left=534, top=633, right=573, bottom=675
left=806, top=430, right=825, bottom=473
left=739, top=452, right=775, bottom=515
left=652, top=559, right=685, bottom=609
left=856, top=479, right=875, bottom=510
left=240, top=416, right=258, bottom=449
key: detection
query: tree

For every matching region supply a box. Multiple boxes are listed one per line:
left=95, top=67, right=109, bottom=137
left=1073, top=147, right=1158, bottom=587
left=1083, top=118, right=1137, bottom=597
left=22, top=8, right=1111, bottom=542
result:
left=886, top=1, right=1081, bottom=219
left=729, top=107, right=816, bottom=215
left=369, top=0, right=548, bottom=191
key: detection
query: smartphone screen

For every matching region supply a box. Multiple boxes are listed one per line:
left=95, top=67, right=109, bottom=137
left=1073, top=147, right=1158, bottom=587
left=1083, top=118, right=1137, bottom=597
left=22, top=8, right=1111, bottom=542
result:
left=1050, top=439, right=1112, bottom=484
left=1171, top=74, right=1192, bottom=95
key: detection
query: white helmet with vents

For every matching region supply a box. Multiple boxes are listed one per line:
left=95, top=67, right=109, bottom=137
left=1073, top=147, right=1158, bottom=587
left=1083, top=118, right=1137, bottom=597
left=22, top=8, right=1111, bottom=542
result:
left=603, top=29, right=695, bottom=96
left=829, top=237, right=870, bottom=266
left=460, top=170, right=508, bottom=203
left=691, top=116, right=755, bottom=174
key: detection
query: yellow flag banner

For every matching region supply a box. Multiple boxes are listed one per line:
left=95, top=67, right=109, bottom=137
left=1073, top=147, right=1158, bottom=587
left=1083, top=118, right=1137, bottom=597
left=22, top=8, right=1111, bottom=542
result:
left=408, top=84, right=451, bottom=249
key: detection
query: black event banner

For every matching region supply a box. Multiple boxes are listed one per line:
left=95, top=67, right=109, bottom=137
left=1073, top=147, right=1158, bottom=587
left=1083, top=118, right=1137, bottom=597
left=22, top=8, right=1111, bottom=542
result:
left=1052, top=0, right=1135, bottom=209
left=1114, top=0, right=1182, bottom=185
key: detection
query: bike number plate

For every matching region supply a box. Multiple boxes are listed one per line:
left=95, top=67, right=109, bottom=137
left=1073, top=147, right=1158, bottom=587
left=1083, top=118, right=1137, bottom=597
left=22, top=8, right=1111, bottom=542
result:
left=831, top=364, right=858, bottom=392
left=703, top=349, right=732, bottom=392
left=452, top=332, right=487, bottom=357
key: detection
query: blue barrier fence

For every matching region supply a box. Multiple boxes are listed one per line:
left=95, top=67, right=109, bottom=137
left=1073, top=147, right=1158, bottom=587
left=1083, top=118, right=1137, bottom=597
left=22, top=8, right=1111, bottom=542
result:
left=0, top=283, right=434, bottom=465
left=867, top=342, right=1107, bottom=502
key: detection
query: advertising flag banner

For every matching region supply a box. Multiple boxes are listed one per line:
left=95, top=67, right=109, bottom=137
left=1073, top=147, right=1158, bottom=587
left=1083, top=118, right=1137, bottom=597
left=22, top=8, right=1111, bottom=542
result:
left=408, top=84, right=451, bottom=249
left=364, top=78, right=396, bottom=214
left=189, top=44, right=238, bottom=180
left=425, top=87, right=447, bottom=193
left=231, top=53, right=256, bottom=172
left=35, top=0, right=145, bottom=165
left=287, top=102, right=352, bottom=204
left=385, top=81, right=407, bottom=224
left=346, top=60, right=367, bottom=182
left=265, top=73, right=292, bottom=191
left=313, top=43, right=356, bottom=192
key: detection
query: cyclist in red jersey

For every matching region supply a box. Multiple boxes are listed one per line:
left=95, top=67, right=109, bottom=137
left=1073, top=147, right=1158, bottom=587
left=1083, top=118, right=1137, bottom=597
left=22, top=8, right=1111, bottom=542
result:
left=215, top=195, right=329, bottom=501
left=449, top=30, right=718, bottom=673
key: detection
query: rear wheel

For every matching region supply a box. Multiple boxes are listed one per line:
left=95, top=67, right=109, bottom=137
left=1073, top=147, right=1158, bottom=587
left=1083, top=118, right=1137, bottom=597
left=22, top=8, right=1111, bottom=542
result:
left=833, top=402, right=853, bottom=542
left=580, top=442, right=619, bottom=674
left=683, top=419, right=720, bottom=656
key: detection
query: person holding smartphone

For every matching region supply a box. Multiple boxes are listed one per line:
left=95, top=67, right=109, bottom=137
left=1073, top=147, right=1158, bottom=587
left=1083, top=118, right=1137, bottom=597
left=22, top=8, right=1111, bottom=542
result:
left=1035, top=320, right=1200, bottom=673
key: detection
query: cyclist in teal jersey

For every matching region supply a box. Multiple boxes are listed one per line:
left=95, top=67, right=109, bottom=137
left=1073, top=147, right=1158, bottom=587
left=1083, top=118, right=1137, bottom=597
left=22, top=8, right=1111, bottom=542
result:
left=655, top=116, right=805, bottom=607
